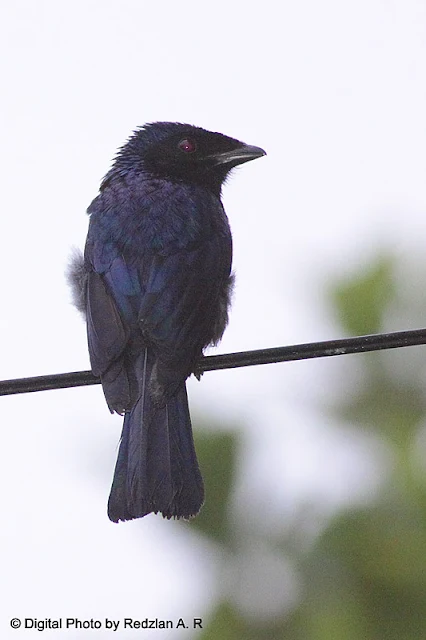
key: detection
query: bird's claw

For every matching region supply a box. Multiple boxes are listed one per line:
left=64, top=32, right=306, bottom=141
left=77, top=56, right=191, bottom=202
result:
left=193, top=359, right=205, bottom=381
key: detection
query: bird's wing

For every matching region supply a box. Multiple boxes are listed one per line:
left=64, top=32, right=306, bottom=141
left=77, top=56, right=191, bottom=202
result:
left=137, top=233, right=231, bottom=363
left=86, top=232, right=230, bottom=400
left=85, top=268, right=130, bottom=377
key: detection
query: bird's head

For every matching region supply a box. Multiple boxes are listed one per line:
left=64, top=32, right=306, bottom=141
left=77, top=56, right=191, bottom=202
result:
left=106, top=122, right=266, bottom=196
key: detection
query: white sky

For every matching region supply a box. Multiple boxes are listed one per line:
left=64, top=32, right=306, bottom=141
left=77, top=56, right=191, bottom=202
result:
left=1, top=1, right=426, bottom=637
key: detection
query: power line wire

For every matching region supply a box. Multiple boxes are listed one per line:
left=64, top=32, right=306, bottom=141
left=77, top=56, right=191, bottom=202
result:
left=1, top=327, right=426, bottom=397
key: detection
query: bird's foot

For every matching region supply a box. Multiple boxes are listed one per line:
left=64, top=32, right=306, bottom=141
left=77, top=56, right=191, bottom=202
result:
left=193, top=357, right=205, bottom=381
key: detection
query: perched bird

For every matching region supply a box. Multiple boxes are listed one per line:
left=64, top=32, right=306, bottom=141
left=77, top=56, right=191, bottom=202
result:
left=68, top=122, right=265, bottom=522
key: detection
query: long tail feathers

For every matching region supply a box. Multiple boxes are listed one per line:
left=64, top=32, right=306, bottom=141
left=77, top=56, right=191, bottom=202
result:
left=107, top=353, right=204, bottom=522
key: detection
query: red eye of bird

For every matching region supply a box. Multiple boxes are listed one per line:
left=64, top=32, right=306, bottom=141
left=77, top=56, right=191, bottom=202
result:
left=178, top=138, right=197, bottom=153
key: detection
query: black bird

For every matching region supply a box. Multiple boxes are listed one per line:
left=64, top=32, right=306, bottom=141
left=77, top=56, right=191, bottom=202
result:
left=68, top=122, right=265, bottom=522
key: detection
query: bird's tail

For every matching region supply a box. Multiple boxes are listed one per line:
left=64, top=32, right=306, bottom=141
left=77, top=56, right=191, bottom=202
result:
left=107, top=350, right=204, bottom=522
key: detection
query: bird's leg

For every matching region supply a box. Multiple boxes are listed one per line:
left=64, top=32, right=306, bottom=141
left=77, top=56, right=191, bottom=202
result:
left=193, top=355, right=205, bottom=381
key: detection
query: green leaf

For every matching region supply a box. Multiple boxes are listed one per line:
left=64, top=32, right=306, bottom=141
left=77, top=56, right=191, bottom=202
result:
left=188, top=428, right=239, bottom=545
left=331, top=254, right=395, bottom=335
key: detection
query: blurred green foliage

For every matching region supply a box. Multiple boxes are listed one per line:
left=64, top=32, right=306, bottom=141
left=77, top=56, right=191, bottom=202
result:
left=331, top=254, right=396, bottom=335
left=189, top=252, right=426, bottom=639
left=191, top=430, right=238, bottom=545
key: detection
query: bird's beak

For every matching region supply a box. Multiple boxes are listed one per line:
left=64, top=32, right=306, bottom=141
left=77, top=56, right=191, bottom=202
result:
left=207, top=144, right=266, bottom=168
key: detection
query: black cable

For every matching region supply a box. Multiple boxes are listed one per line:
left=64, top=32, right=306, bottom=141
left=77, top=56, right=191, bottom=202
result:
left=1, top=327, right=426, bottom=397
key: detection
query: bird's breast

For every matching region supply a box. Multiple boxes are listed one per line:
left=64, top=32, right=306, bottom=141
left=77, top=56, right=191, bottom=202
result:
left=89, top=178, right=231, bottom=261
